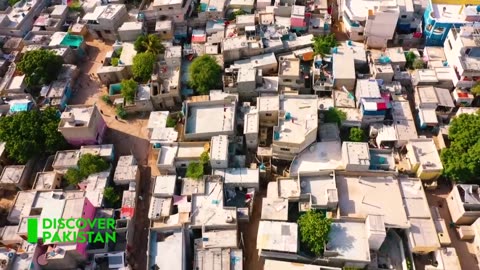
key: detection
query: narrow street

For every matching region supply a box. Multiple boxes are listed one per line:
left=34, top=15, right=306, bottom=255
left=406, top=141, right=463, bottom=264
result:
left=130, top=166, right=153, bottom=270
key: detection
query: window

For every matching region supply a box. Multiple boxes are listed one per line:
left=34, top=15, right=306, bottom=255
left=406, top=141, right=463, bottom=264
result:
left=216, top=161, right=221, bottom=164
left=433, top=27, right=445, bottom=34
left=266, top=113, right=272, bottom=117
left=163, top=31, right=167, bottom=34
left=401, top=15, right=407, bottom=19
left=448, top=40, right=452, bottom=50
left=358, top=32, right=364, bottom=36
left=280, top=147, right=290, bottom=152
left=104, top=30, right=111, bottom=34
left=181, top=164, right=186, bottom=167
left=283, top=79, right=292, bottom=83
left=169, top=7, right=173, bottom=9
left=466, top=48, right=471, bottom=55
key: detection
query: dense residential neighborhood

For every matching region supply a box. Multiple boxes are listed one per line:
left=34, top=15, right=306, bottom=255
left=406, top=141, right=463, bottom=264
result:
left=0, top=0, right=478, bottom=269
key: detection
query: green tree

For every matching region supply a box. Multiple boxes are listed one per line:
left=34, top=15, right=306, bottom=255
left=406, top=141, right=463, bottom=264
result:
left=186, top=162, right=204, bottom=179
left=405, top=51, right=417, bottom=69
left=8, top=0, right=21, bottom=6
left=312, top=34, right=338, bottom=57
left=116, top=106, right=127, bottom=119
left=166, top=115, right=177, bottom=128
left=78, top=154, right=110, bottom=177
left=65, top=168, right=83, bottom=185
left=120, top=79, right=138, bottom=103
left=298, top=210, right=332, bottom=256
left=0, top=108, right=67, bottom=164
left=134, top=34, right=165, bottom=55
left=188, top=55, right=222, bottom=94
left=412, top=59, right=425, bottom=69
left=199, top=151, right=209, bottom=165
left=103, top=187, right=120, bottom=204
left=472, top=83, right=480, bottom=96
left=228, top=9, right=246, bottom=20
left=132, top=52, right=156, bottom=82
left=440, top=112, right=480, bottom=182
left=349, top=127, right=366, bottom=142
left=111, top=58, right=119, bottom=67
left=324, top=107, right=346, bottom=126
left=17, top=49, right=63, bottom=87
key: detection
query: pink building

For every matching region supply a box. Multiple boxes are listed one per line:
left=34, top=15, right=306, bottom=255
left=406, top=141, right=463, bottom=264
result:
left=58, top=104, right=107, bottom=146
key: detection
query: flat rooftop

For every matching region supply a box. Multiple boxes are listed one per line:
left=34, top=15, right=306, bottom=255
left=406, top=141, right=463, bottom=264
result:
left=333, top=45, right=355, bottom=80
left=0, top=166, right=25, bottom=184
left=343, top=142, right=370, bottom=166
left=290, top=141, right=343, bottom=177
left=275, top=95, right=318, bottom=144
left=264, top=260, right=341, bottom=270
left=190, top=182, right=236, bottom=228
left=345, top=0, right=398, bottom=21
left=261, top=197, right=288, bottom=221
left=151, top=230, right=184, bottom=270
left=257, top=95, right=279, bottom=112
left=257, top=221, right=298, bottom=253
left=59, top=106, right=95, bottom=128
left=279, top=57, right=300, bottom=77
left=336, top=174, right=409, bottom=228
left=153, top=175, right=176, bottom=197
left=185, top=100, right=235, bottom=136
left=214, top=168, right=259, bottom=186
left=299, top=171, right=337, bottom=207
left=431, top=3, right=466, bottom=23
left=33, top=172, right=58, bottom=190
left=327, top=220, right=370, bottom=262
left=407, top=138, right=443, bottom=170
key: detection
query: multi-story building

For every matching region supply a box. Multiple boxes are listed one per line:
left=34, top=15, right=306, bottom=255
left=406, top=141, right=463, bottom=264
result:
left=342, top=0, right=400, bottom=48
left=444, top=25, right=480, bottom=89
left=272, top=95, right=318, bottom=160
left=82, top=4, right=129, bottom=41
left=58, top=104, right=107, bottom=146
left=423, top=0, right=480, bottom=46
left=0, top=0, right=47, bottom=37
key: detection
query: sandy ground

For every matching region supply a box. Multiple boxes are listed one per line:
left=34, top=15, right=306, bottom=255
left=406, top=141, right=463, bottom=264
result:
left=425, top=183, right=480, bottom=270
left=239, top=192, right=265, bottom=270
left=68, top=37, right=156, bottom=269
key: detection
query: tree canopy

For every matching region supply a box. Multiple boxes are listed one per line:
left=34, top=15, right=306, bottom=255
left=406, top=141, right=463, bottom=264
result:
left=17, top=49, right=63, bottom=87
left=134, top=34, right=165, bottom=55
left=186, top=162, right=204, bottom=179
left=188, top=55, right=222, bottom=94
left=412, top=59, right=425, bottom=69
left=132, top=52, right=156, bottom=82
left=65, top=154, right=110, bottom=185
left=324, top=107, right=346, bottom=126
left=120, top=79, right=138, bottom=103
left=472, top=83, right=480, bottom=96
left=405, top=51, right=417, bottom=69
left=312, top=34, right=338, bottom=56
left=0, top=108, right=67, bottom=164
left=298, top=210, right=332, bottom=256
left=440, top=111, right=480, bottom=182
left=228, top=9, right=247, bottom=20
left=103, top=187, right=120, bottom=204
left=349, top=127, right=366, bottom=142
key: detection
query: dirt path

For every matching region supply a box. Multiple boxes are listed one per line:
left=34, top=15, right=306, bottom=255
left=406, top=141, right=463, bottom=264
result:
left=425, top=183, right=480, bottom=270
left=239, top=192, right=265, bottom=270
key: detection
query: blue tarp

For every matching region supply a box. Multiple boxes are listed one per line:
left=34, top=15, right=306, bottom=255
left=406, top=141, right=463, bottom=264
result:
left=10, top=102, right=31, bottom=113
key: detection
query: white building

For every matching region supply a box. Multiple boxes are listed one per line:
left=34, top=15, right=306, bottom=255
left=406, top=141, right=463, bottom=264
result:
left=399, top=178, right=441, bottom=254
left=342, top=0, right=400, bottom=48
left=405, top=138, right=443, bottom=182
left=447, top=184, right=480, bottom=225
left=342, top=142, right=370, bottom=172
left=272, top=95, right=318, bottom=160
left=0, top=0, right=47, bottom=37
left=444, top=25, right=480, bottom=89
left=82, top=4, right=128, bottom=41
left=244, top=109, right=259, bottom=150
left=113, top=155, right=139, bottom=185
left=209, top=135, right=229, bottom=169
